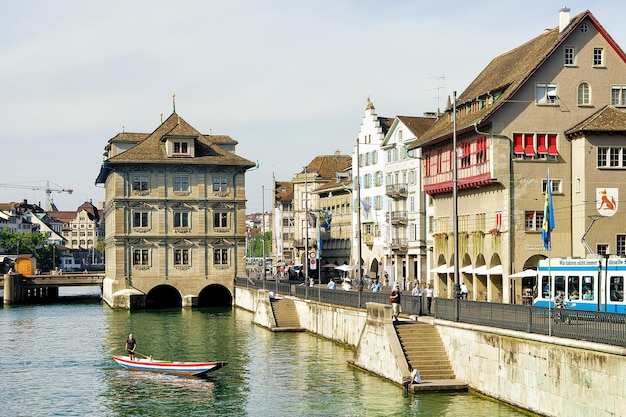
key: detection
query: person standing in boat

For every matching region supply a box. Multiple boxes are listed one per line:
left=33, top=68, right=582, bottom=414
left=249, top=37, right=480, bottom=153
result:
left=125, top=334, right=137, bottom=361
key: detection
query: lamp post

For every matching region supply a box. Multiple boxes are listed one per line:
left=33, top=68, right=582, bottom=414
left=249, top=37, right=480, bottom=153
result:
left=262, top=185, right=267, bottom=287
left=304, top=166, right=309, bottom=299
left=262, top=184, right=278, bottom=293
left=453, top=91, right=461, bottom=321
left=356, top=138, right=363, bottom=308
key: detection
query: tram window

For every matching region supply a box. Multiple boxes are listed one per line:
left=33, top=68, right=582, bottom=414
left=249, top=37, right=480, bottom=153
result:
left=582, top=276, right=595, bottom=300
left=541, top=276, right=550, bottom=298
left=609, top=277, right=624, bottom=302
left=568, top=276, right=580, bottom=300
left=555, top=275, right=565, bottom=296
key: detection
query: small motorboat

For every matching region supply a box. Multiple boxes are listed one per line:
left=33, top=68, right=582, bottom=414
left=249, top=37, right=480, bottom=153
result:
left=112, top=356, right=227, bottom=377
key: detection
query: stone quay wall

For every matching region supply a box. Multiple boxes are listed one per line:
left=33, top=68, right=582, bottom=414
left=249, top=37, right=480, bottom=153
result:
left=235, top=285, right=626, bottom=417
left=436, top=320, right=626, bottom=417
left=234, top=286, right=408, bottom=383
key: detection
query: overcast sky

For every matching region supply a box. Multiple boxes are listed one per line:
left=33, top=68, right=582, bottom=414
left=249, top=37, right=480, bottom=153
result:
left=1, top=1, right=623, bottom=214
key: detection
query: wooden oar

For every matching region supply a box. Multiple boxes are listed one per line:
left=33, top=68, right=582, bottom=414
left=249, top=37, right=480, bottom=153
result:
left=133, top=352, right=153, bottom=360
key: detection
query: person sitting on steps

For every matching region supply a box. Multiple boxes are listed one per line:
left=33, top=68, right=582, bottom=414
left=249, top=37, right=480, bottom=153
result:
left=403, top=365, right=421, bottom=391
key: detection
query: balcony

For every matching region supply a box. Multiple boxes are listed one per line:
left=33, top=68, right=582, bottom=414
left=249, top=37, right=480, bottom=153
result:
left=390, top=238, right=408, bottom=251
left=423, top=162, right=494, bottom=195
left=390, top=211, right=408, bottom=225
left=293, top=238, right=316, bottom=248
left=385, top=183, right=408, bottom=199
left=363, top=234, right=374, bottom=245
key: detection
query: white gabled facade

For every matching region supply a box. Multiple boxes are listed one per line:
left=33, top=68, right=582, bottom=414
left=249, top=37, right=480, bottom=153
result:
left=381, top=115, right=436, bottom=290
left=352, top=99, right=392, bottom=285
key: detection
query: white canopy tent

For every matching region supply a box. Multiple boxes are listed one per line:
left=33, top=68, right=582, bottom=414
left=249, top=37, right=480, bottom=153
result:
left=334, top=264, right=359, bottom=272
left=508, top=269, right=538, bottom=278
left=485, top=265, right=503, bottom=275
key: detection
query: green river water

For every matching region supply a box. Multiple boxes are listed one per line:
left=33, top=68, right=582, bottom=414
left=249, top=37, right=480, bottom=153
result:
left=0, top=289, right=531, bottom=416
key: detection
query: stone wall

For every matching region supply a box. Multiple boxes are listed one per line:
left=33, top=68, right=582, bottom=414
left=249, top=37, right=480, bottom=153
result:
left=234, top=285, right=626, bottom=416
left=436, top=320, right=626, bottom=417
left=235, top=286, right=408, bottom=384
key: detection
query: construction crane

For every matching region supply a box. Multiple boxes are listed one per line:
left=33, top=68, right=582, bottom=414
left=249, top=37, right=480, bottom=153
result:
left=0, top=180, right=73, bottom=210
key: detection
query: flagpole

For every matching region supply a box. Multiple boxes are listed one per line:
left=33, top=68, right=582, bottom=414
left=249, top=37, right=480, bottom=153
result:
left=318, top=213, right=321, bottom=302
left=356, top=137, right=363, bottom=308
left=304, top=165, right=309, bottom=299
left=453, top=91, right=461, bottom=322
left=543, top=168, right=555, bottom=336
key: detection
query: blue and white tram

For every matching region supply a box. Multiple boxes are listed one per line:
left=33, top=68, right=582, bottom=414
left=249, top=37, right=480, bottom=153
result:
left=533, top=257, right=626, bottom=313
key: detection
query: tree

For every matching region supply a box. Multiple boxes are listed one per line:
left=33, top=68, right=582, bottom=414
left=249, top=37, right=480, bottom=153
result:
left=0, top=230, right=58, bottom=271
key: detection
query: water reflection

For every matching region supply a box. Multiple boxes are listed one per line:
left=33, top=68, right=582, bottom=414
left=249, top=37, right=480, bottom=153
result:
left=0, top=299, right=529, bottom=417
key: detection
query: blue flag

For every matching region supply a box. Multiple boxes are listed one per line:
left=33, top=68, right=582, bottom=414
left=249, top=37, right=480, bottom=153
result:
left=542, top=170, right=555, bottom=250
left=319, top=210, right=332, bottom=231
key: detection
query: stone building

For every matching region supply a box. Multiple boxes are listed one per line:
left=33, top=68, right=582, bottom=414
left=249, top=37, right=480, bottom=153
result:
left=412, top=9, right=626, bottom=303
left=95, top=111, right=255, bottom=309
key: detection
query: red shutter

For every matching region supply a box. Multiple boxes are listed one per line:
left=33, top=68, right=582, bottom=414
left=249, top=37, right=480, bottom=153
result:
left=513, top=133, right=523, bottom=155
left=548, top=134, right=558, bottom=156
left=537, top=134, right=547, bottom=154
left=524, top=134, right=535, bottom=156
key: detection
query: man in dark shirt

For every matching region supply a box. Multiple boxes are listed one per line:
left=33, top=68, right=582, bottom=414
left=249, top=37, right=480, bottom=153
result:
left=390, top=284, right=401, bottom=321
left=125, top=334, right=137, bottom=360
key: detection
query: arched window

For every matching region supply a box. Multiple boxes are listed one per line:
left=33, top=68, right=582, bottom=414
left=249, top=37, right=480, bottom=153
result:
left=578, top=82, right=591, bottom=105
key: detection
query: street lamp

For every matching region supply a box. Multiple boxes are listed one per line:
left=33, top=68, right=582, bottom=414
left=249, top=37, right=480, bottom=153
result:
left=262, top=185, right=267, bottom=284
left=453, top=91, right=461, bottom=321
left=356, top=138, right=363, bottom=308
left=304, top=166, right=310, bottom=298
left=262, top=184, right=278, bottom=293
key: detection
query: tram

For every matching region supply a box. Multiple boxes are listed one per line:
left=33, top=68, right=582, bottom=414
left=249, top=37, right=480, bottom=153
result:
left=531, top=256, right=626, bottom=313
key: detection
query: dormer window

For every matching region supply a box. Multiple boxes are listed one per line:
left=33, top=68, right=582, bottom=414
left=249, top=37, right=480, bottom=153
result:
left=174, top=142, right=188, bottom=154
left=164, top=136, right=195, bottom=157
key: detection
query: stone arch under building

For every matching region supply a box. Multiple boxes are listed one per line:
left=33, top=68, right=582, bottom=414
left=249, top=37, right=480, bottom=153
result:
left=198, top=284, right=232, bottom=308
left=145, top=284, right=182, bottom=309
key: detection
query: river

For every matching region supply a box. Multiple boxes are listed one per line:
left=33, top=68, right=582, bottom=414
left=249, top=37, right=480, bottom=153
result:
left=0, top=288, right=530, bottom=416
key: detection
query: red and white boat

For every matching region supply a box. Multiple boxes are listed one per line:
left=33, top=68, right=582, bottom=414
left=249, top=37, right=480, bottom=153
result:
left=112, top=356, right=227, bottom=377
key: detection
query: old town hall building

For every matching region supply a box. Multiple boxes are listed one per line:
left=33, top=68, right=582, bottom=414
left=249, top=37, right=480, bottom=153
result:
left=96, top=111, right=255, bottom=308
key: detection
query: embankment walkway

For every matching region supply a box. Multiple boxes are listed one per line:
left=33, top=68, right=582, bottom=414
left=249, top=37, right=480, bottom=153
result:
left=235, top=283, right=626, bottom=417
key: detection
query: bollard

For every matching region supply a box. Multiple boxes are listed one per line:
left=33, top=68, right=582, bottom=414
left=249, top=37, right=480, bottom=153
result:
left=4, top=273, right=24, bottom=305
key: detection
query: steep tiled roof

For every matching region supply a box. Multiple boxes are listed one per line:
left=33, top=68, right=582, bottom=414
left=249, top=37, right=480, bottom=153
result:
left=203, top=135, right=238, bottom=145
left=565, top=106, right=626, bottom=136
left=104, top=132, right=149, bottom=153
left=314, top=177, right=352, bottom=193
left=396, top=116, right=437, bottom=137
left=275, top=181, right=294, bottom=203
left=105, top=113, right=255, bottom=168
left=305, top=155, right=352, bottom=179
left=416, top=10, right=621, bottom=146
left=77, top=201, right=100, bottom=222
left=48, top=211, right=77, bottom=223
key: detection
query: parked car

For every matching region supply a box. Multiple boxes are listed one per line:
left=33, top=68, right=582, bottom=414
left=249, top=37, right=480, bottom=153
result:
left=290, top=264, right=304, bottom=279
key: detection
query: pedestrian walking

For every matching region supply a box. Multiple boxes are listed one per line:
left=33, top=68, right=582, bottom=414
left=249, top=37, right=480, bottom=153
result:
left=390, top=283, right=401, bottom=321
left=425, top=284, right=434, bottom=315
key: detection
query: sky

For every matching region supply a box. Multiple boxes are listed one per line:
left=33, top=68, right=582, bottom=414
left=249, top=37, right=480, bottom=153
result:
left=1, top=1, right=624, bottom=214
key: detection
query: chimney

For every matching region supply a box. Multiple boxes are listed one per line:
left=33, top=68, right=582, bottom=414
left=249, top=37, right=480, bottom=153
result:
left=559, top=7, right=571, bottom=33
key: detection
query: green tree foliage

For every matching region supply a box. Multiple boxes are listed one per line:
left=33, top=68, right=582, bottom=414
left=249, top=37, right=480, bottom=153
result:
left=248, top=230, right=272, bottom=258
left=0, top=230, right=59, bottom=270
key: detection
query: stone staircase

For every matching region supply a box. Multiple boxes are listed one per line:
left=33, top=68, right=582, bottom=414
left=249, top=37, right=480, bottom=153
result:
left=395, top=321, right=456, bottom=380
left=270, top=298, right=304, bottom=332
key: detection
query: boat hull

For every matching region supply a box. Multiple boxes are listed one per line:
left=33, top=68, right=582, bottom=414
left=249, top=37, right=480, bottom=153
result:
left=112, top=356, right=227, bottom=377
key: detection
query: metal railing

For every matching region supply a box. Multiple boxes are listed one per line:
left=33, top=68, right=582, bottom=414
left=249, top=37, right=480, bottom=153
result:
left=434, top=298, right=626, bottom=347
left=234, top=277, right=425, bottom=312
left=235, top=277, right=626, bottom=348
